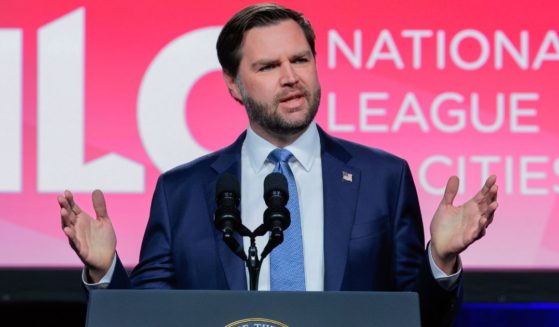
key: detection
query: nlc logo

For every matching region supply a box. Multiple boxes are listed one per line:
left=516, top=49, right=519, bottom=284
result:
left=0, top=7, right=220, bottom=193
left=225, top=317, right=289, bottom=327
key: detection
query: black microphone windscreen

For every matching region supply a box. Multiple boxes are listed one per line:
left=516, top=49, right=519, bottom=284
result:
left=216, top=173, right=240, bottom=199
left=264, top=172, right=288, bottom=196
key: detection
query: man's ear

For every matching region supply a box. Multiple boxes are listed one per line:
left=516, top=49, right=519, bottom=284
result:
left=223, top=72, right=243, bottom=104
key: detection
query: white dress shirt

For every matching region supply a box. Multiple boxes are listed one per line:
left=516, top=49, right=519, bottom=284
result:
left=241, top=121, right=324, bottom=291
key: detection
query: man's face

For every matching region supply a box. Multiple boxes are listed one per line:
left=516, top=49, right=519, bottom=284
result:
left=226, top=19, right=321, bottom=138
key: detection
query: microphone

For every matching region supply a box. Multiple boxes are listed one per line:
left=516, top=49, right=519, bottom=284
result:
left=263, top=172, right=291, bottom=235
left=259, top=172, right=291, bottom=260
left=214, top=174, right=247, bottom=261
left=214, top=173, right=241, bottom=236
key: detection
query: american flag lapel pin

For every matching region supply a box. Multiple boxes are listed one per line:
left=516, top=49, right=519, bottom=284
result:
left=342, top=171, right=353, bottom=182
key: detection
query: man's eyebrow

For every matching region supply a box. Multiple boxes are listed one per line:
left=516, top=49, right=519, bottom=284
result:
left=251, top=58, right=280, bottom=69
left=290, top=50, right=313, bottom=60
left=250, top=50, right=313, bottom=69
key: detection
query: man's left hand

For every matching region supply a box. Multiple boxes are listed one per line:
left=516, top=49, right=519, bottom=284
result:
left=430, top=175, right=499, bottom=274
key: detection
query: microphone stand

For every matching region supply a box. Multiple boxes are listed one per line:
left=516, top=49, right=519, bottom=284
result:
left=219, top=223, right=284, bottom=291
left=246, top=230, right=261, bottom=291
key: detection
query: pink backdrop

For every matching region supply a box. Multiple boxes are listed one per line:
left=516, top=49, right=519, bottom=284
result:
left=1, top=0, right=558, bottom=269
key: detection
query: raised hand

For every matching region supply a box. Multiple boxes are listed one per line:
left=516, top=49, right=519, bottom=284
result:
left=58, top=190, right=117, bottom=282
left=429, top=175, right=499, bottom=274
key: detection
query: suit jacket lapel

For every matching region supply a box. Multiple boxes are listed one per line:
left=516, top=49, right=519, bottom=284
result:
left=206, top=132, right=247, bottom=290
left=319, top=128, right=361, bottom=291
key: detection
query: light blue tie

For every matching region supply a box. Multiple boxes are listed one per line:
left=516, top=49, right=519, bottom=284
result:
left=268, top=148, right=305, bottom=291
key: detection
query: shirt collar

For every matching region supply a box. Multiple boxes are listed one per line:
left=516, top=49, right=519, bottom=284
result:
left=244, top=121, right=320, bottom=173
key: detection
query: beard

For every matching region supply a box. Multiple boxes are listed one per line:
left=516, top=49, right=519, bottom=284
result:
left=237, top=80, right=321, bottom=136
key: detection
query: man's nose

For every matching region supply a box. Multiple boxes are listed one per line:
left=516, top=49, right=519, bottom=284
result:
left=280, top=63, right=299, bottom=86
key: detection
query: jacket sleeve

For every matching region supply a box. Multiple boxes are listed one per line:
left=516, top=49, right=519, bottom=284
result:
left=108, top=175, right=176, bottom=289
left=392, top=161, right=462, bottom=326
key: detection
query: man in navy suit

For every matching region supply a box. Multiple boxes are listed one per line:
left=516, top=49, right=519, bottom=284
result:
left=58, top=4, right=498, bottom=326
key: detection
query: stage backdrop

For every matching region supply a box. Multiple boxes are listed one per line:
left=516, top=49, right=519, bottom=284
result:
left=1, top=0, right=558, bottom=269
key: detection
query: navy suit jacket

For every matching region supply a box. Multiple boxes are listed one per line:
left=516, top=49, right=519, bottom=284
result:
left=109, top=126, right=461, bottom=326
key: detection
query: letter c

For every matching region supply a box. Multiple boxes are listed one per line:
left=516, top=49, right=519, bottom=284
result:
left=138, top=27, right=222, bottom=172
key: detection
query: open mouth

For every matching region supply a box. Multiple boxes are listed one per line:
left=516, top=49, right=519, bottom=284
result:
left=279, top=92, right=305, bottom=108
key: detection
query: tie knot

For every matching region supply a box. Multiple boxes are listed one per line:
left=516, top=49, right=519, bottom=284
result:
left=268, top=148, right=293, bottom=163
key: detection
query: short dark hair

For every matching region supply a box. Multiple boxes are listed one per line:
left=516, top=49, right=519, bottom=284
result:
left=216, top=3, right=316, bottom=77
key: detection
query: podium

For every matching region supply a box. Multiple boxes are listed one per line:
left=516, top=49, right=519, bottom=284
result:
left=86, top=290, right=420, bottom=326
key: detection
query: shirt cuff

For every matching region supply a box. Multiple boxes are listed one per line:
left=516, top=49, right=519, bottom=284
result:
left=428, top=243, right=462, bottom=291
left=82, top=254, right=117, bottom=290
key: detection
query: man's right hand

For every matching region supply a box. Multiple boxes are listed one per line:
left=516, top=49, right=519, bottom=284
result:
left=58, top=189, right=116, bottom=283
